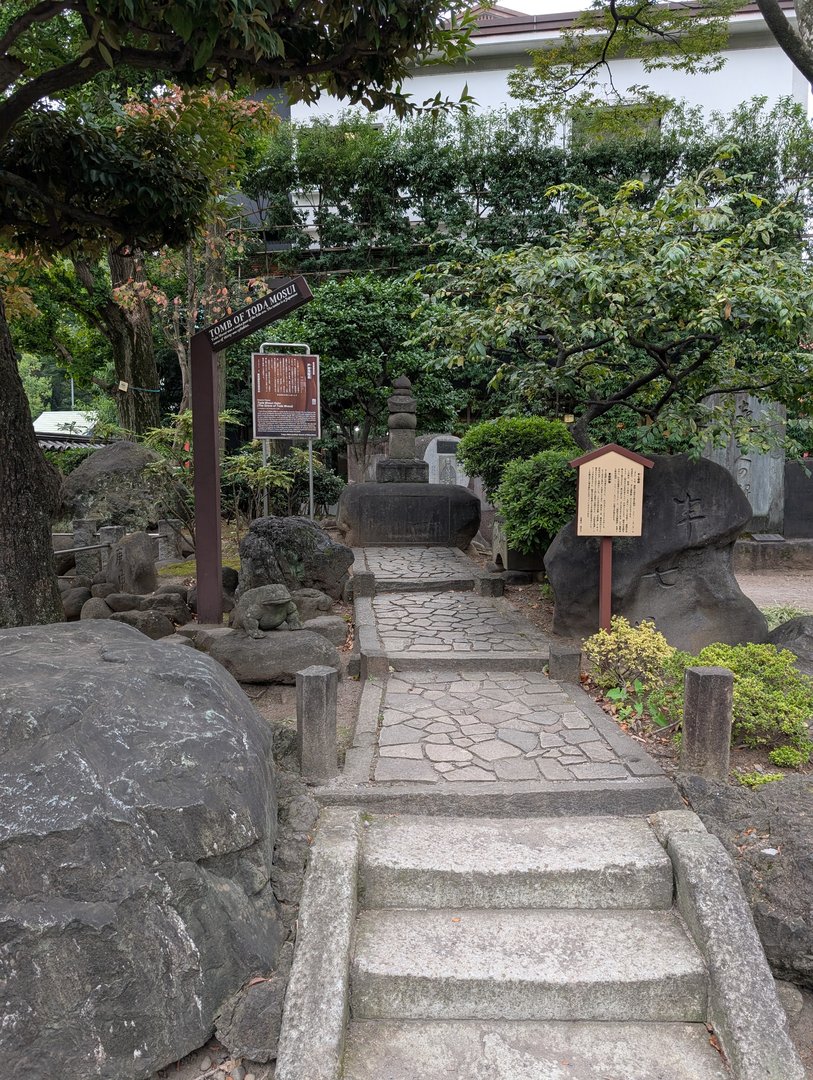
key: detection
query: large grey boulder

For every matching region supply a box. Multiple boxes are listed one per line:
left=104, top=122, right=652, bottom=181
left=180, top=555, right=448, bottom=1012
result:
left=105, top=531, right=157, bottom=595
left=768, top=617, right=813, bottom=676
left=0, top=622, right=282, bottom=1080
left=678, top=773, right=813, bottom=992
left=545, top=454, right=768, bottom=652
left=109, top=609, right=175, bottom=640
left=196, top=627, right=340, bottom=684
left=59, top=441, right=184, bottom=530
left=238, top=516, right=353, bottom=601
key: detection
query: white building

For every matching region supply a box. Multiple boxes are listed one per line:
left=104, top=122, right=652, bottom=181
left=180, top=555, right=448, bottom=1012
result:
left=289, top=2, right=806, bottom=121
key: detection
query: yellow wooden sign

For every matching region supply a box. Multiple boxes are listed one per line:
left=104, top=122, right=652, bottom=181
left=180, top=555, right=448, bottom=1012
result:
left=571, top=444, right=654, bottom=537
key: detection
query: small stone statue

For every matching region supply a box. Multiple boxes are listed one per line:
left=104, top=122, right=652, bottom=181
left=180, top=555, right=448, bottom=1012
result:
left=232, top=585, right=302, bottom=638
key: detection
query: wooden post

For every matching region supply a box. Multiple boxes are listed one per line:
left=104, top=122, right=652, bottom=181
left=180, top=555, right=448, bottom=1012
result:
left=599, top=535, right=613, bottom=630
left=190, top=330, right=223, bottom=625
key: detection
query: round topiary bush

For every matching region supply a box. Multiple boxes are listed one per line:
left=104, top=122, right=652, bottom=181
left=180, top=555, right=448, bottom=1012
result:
left=455, top=416, right=577, bottom=500
left=494, top=450, right=578, bottom=554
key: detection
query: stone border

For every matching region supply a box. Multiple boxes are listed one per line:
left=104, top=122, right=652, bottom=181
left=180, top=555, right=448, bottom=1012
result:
left=353, top=596, right=389, bottom=678
left=314, top=775, right=681, bottom=816
left=734, top=538, right=813, bottom=571
left=342, top=677, right=383, bottom=783
left=650, top=810, right=804, bottom=1080
left=275, top=807, right=361, bottom=1080
left=565, top=682, right=665, bottom=779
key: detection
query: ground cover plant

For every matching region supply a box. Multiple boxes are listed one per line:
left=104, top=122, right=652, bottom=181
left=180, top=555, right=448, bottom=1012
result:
left=583, top=616, right=813, bottom=775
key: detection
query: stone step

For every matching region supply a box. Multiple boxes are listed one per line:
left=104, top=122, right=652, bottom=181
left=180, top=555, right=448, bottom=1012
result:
left=359, top=814, right=674, bottom=910
left=351, top=907, right=707, bottom=1022
left=342, top=1019, right=730, bottom=1079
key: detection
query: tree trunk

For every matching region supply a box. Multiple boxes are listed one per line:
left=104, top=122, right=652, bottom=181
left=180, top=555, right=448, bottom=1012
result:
left=0, top=296, right=65, bottom=627
left=106, top=247, right=162, bottom=434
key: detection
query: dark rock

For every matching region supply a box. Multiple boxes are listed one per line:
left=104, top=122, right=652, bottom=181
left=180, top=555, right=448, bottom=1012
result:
left=0, top=622, right=281, bottom=1080
left=336, top=483, right=481, bottom=550
left=106, top=592, right=146, bottom=613
left=785, top=460, right=813, bottom=539
left=291, top=587, right=333, bottom=623
left=59, top=441, right=184, bottom=531
left=57, top=578, right=71, bottom=594
left=105, top=531, right=157, bottom=595
left=186, top=585, right=235, bottom=616
left=91, top=582, right=118, bottom=599
left=238, top=516, right=354, bottom=601
left=92, top=571, right=109, bottom=585
left=142, top=593, right=193, bottom=626
left=768, top=617, right=813, bottom=676
left=52, top=533, right=76, bottom=576
left=196, top=627, right=340, bottom=684
left=110, top=609, right=175, bottom=640
left=283, top=793, right=319, bottom=835
left=485, top=561, right=505, bottom=575
left=215, top=943, right=293, bottom=1063
left=72, top=575, right=93, bottom=590
left=503, top=570, right=535, bottom=585
left=678, top=773, right=813, bottom=992
left=156, top=583, right=189, bottom=600
left=545, top=454, right=769, bottom=652
left=302, top=615, right=348, bottom=647
left=62, top=586, right=91, bottom=620
left=80, top=597, right=113, bottom=620
left=222, top=566, right=239, bottom=595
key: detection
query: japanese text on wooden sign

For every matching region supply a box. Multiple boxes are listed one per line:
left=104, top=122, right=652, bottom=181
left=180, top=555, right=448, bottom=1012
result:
left=252, top=353, right=321, bottom=440
left=576, top=450, right=647, bottom=537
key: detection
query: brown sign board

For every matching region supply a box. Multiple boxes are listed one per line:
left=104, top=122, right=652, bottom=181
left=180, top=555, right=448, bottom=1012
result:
left=252, top=353, right=321, bottom=440
left=571, top=444, right=654, bottom=537
left=205, top=276, right=312, bottom=352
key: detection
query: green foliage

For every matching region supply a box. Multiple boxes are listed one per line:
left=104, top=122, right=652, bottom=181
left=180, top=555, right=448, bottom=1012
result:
left=768, top=744, right=812, bottom=769
left=418, top=167, right=813, bottom=456
left=17, top=350, right=51, bottom=416
left=736, top=770, right=785, bottom=789
left=221, top=444, right=345, bottom=523
left=697, top=642, right=813, bottom=751
left=761, top=604, right=812, bottom=630
left=455, top=416, right=577, bottom=499
left=268, top=274, right=462, bottom=462
left=583, top=616, right=677, bottom=691
left=42, top=446, right=97, bottom=475
left=494, top=450, right=577, bottom=554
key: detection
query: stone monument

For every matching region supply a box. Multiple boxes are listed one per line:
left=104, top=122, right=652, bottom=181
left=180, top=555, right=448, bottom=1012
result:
left=376, top=376, right=429, bottom=483
left=337, top=377, right=480, bottom=549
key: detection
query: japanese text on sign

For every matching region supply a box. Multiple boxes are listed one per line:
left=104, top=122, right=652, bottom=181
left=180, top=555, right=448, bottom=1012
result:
left=252, top=353, right=321, bottom=440
left=576, top=453, right=646, bottom=537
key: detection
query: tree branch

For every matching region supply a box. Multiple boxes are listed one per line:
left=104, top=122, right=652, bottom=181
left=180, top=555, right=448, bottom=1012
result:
left=755, top=0, right=813, bottom=84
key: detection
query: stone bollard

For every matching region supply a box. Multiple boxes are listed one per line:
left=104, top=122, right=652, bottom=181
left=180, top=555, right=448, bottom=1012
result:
left=477, top=574, right=505, bottom=598
left=548, top=644, right=582, bottom=683
left=98, top=526, right=126, bottom=573
left=351, top=571, right=376, bottom=599
left=157, top=519, right=183, bottom=561
left=296, top=665, right=339, bottom=781
left=72, top=518, right=101, bottom=576
left=680, top=666, right=733, bottom=780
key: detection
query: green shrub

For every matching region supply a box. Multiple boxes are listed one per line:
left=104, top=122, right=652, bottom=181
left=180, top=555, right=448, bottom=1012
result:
left=768, top=744, right=812, bottom=769
left=43, top=446, right=97, bottom=475
left=736, top=769, right=784, bottom=789
left=761, top=604, right=812, bottom=630
left=455, top=416, right=577, bottom=500
left=494, top=450, right=578, bottom=554
left=582, top=616, right=677, bottom=691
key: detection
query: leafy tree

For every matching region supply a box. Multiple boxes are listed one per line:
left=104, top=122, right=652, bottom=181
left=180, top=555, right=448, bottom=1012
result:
left=269, top=275, right=463, bottom=472
left=0, top=0, right=475, bottom=627
left=417, top=168, right=813, bottom=454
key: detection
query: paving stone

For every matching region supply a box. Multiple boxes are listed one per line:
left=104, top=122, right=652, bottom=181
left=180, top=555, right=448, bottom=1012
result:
left=497, top=729, right=539, bottom=752
left=492, top=757, right=541, bottom=781
left=536, top=759, right=573, bottom=781
left=561, top=713, right=592, bottom=730
left=379, top=724, right=429, bottom=746
left=375, top=758, right=439, bottom=782
left=444, top=766, right=496, bottom=782
left=472, top=740, right=522, bottom=762
left=379, top=745, right=425, bottom=760
left=537, top=732, right=564, bottom=748
left=570, top=763, right=630, bottom=780
left=585, top=743, right=619, bottom=763
left=426, top=723, right=456, bottom=734
left=424, top=734, right=451, bottom=744
left=562, top=729, right=602, bottom=745
left=425, top=744, right=473, bottom=763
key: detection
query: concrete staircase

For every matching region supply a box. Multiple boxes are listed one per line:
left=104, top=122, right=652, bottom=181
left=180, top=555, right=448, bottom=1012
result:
left=342, top=814, right=729, bottom=1079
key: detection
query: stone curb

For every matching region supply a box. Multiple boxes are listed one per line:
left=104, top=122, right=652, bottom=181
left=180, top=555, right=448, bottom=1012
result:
left=275, top=807, right=362, bottom=1080
left=650, top=810, right=805, bottom=1080
left=386, top=652, right=550, bottom=672
left=371, top=577, right=476, bottom=593
left=342, top=678, right=384, bottom=783
left=312, top=776, right=681, bottom=816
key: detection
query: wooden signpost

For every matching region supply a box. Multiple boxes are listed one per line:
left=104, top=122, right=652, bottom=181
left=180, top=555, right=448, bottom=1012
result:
left=191, top=276, right=313, bottom=624
left=570, top=443, right=654, bottom=630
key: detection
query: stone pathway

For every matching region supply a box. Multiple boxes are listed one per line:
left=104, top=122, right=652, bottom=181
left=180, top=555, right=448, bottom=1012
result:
left=374, top=670, right=654, bottom=785
left=342, top=547, right=671, bottom=809
left=372, top=592, right=546, bottom=655
left=353, top=545, right=477, bottom=590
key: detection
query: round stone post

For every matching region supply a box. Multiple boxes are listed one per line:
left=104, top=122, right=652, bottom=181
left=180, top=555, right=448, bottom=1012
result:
left=680, top=666, right=733, bottom=780
left=296, top=664, right=339, bottom=781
